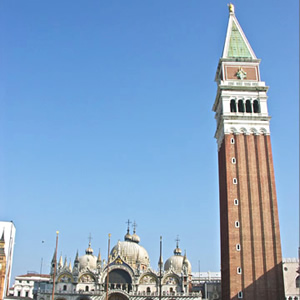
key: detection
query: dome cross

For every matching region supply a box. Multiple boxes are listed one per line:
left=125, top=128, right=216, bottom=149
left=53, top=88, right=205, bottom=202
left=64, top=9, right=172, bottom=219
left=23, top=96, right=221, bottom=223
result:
left=175, top=235, right=180, bottom=248
left=126, top=219, right=132, bottom=233
left=132, top=221, right=137, bottom=233
left=88, top=233, right=93, bottom=247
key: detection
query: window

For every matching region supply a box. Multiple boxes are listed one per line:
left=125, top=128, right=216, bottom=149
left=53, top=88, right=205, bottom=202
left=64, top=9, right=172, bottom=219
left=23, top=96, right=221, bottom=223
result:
left=246, top=100, right=252, bottom=113
left=147, top=287, right=151, bottom=295
left=235, top=221, right=240, bottom=228
left=63, top=285, right=67, bottom=291
left=253, top=100, right=260, bottom=113
left=85, top=286, right=89, bottom=292
left=231, top=138, right=235, bottom=144
left=237, top=267, right=242, bottom=274
left=230, top=100, right=237, bottom=112
left=238, top=291, right=243, bottom=298
left=234, top=199, right=239, bottom=205
left=238, top=100, right=245, bottom=112
left=236, top=244, right=241, bottom=251
left=232, top=157, right=236, bottom=164
left=233, top=178, right=238, bottom=184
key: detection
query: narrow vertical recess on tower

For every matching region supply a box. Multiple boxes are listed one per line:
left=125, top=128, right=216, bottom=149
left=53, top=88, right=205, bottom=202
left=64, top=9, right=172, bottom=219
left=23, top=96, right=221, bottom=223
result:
left=212, top=4, right=285, bottom=300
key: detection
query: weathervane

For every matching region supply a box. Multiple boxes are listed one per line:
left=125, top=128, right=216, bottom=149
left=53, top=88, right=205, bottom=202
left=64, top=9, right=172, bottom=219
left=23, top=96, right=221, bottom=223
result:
left=228, top=3, right=235, bottom=14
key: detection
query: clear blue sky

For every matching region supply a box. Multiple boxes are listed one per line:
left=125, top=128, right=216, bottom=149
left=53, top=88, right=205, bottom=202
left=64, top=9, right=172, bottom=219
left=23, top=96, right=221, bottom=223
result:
left=0, top=0, right=298, bottom=281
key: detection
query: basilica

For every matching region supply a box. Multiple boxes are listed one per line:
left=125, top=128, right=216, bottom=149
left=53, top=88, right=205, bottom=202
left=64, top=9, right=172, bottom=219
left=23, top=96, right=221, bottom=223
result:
left=35, top=225, right=202, bottom=300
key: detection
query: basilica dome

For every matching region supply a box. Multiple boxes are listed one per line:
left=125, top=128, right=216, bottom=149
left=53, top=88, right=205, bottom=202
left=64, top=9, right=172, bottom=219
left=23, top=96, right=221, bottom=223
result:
left=78, top=243, right=97, bottom=271
left=164, top=245, right=192, bottom=274
left=110, top=230, right=150, bottom=268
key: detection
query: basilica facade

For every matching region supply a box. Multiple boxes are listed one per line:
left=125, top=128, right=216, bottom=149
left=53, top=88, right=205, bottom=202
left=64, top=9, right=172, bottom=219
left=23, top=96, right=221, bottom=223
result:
left=36, top=226, right=202, bottom=300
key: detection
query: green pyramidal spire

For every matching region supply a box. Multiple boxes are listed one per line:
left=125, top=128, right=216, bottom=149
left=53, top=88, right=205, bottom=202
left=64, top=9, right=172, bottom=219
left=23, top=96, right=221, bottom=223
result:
left=222, top=4, right=256, bottom=59
left=228, top=22, right=252, bottom=58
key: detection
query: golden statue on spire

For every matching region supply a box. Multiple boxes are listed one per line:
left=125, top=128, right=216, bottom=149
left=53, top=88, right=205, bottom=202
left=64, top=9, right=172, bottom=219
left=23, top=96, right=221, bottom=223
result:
left=228, top=3, right=235, bottom=14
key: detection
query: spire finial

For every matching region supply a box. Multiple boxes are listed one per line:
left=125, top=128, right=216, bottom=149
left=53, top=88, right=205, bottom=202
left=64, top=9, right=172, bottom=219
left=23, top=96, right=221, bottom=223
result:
left=74, top=250, right=79, bottom=262
left=228, top=3, right=235, bottom=14
left=0, top=230, right=4, bottom=242
left=97, top=249, right=101, bottom=261
left=64, top=256, right=68, bottom=268
left=59, top=255, right=63, bottom=267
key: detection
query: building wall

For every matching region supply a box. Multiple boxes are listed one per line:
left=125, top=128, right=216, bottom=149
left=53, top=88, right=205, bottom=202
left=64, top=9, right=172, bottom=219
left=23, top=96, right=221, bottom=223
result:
left=283, top=258, right=300, bottom=299
left=0, top=239, right=7, bottom=300
left=10, top=274, right=50, bottom=299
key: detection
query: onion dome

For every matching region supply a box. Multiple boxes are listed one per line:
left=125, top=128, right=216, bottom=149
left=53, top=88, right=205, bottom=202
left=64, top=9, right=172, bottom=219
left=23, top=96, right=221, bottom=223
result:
left=124, top=231, right=132, bottom=241
left=132, top=233, right=140, bottom=243
left=85, top=242, right=94, bottom=255
left=132, top=222, right=140, bottom=244
left=78, top=242, right=97, bottom=271
left=164, top=240, right=192, bottom=274
left=173, top=245, right=182, bottom=256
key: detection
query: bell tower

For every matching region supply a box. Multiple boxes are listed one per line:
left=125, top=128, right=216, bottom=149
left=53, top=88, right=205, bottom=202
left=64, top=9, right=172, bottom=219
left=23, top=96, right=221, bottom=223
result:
left=213, top=4, right=285, bottom=300
left=0, top=231, right=7, bottom=300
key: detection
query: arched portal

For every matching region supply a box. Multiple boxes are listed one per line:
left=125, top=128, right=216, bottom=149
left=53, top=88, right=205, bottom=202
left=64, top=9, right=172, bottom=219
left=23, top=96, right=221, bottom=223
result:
left=76, top=297, right=91, bottom=300
left=108, top=293, right=128, bottom=300
left=104, top=269, right=132, bottom=292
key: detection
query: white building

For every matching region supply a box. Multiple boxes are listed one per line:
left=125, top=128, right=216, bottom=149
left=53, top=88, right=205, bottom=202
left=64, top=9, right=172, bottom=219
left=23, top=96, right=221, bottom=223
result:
left=283, top=258, right=300, bottom=300
left=191, top=272, right=221, bottom=300
left=9, top=273, right=50, bottom=299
